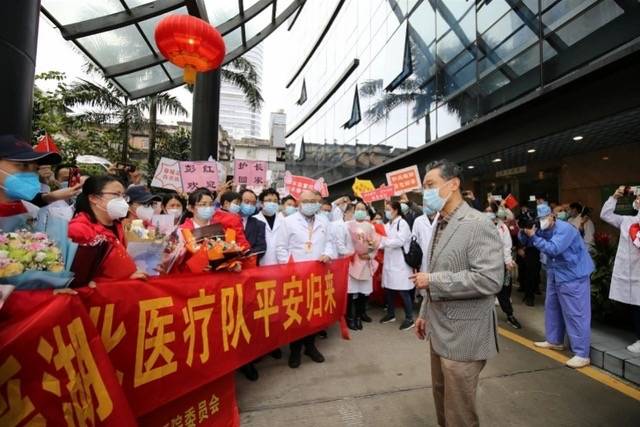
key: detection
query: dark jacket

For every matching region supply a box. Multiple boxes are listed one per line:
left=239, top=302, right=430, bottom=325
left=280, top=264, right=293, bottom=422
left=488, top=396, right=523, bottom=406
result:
left=244, top=216, right=267, bottom=261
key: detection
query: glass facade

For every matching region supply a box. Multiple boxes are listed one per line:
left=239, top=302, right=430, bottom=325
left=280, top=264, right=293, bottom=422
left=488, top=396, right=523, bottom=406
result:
left=284, top=0, right=640, bottom=184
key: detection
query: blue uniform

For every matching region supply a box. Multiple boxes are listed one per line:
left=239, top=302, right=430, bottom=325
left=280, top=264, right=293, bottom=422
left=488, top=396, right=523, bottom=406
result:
left=520, top=221, right=594, bottom=357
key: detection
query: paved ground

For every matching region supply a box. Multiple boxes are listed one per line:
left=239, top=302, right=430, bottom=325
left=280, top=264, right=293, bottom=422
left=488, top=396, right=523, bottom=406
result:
left=237, top=298, right=640, bottom=426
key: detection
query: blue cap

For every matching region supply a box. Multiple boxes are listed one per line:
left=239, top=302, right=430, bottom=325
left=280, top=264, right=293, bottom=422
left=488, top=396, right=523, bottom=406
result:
left=537, top=204, right=552, bottom=219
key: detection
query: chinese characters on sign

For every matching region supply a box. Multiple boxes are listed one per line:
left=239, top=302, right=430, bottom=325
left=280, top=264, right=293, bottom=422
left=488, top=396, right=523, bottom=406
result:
left=179, top=161, right=219, bottom=193
left=360, top=185, right=396, bottom=204
left=233, top=159, right=267, bottom=189
left=385, top=165, right=421, bottom=195
left=283, top=172, right=329, bottom=199
left=151, top=158, right=183, bottom=192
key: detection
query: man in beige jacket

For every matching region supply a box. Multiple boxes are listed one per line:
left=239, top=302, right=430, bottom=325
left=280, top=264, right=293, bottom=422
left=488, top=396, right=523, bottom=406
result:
left=411, top=159, right=504, bottom=427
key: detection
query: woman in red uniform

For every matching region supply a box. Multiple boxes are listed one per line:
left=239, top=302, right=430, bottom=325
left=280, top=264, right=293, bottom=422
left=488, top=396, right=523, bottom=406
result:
left=68, top=175, right=144, bottom=282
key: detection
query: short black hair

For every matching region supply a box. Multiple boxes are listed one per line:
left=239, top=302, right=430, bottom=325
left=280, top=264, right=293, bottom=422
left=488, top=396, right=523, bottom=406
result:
left=74, top=175, right=124, bottom=222
left=162, top=192, right=185, bottom=209
left=221, top=191, right=241, bottom=205
left=241, top=189, right=257, bottom=199
left=281, top=195, right=296, bottom=204
left=54, top=164, right=73, bottom=180
left=344, top=203, right=355, bottom=214
left=321, top=199, right=332, bottom=207
left=387, top=200, right=403, bottom=217
left=259, top=188, right=280, bottom=202
left=188, top=188, right=215, bottom=207
left=425, top=159, right=463, bottom=184
left=569, top=202, right=583, bottom=212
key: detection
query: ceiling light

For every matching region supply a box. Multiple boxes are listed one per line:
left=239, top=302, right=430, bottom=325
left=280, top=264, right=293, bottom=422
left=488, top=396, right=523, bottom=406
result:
left=467, top=165, right=474, bottom=169
left=573, top=136, right=583, bottom=141
left=492, top=158, right=502, bottom=163
left=527, top=149, right=536, bottom=153
left=602, top=156, right=609, bottom=160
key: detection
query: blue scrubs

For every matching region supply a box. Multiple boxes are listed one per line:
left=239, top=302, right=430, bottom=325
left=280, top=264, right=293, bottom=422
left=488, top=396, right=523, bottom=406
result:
left=520, top=220, right=594, bottom=357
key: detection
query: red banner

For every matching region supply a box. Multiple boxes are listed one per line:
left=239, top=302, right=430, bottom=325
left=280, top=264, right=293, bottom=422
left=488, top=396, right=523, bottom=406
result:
left=0, top=259, right=349, bottom=426
left=284, top=172, right=329, bottom=199
left=361, top=185, right=396, bottom=204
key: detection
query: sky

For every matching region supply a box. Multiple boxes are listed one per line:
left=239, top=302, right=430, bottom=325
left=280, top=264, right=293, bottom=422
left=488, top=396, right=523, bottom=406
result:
left=35, top=15, right=291, bottom=139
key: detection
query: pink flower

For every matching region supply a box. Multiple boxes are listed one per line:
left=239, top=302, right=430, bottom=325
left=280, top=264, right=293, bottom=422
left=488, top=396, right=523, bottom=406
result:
left=32, top=232, right=48, bottom=241
left=27, top=242, right=46, bottom=252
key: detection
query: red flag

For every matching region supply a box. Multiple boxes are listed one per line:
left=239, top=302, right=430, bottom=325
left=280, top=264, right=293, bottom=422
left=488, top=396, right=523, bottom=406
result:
left=34, top=133, right=60, bottom=153
left=504, top=194, right=519, bottom=210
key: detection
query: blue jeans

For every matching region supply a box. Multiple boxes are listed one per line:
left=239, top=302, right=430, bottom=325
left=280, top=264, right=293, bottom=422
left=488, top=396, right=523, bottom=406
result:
left=384, top=289, right=413, bottom=321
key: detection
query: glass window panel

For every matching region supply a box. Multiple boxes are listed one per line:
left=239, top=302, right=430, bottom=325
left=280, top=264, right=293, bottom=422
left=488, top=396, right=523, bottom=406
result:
left=164, top=62, right=184, bottom=80
left=407, top=117, right=427, bottom=148
left=436, top=0, right=475, bottom=42
left=224, top=27, right=243, bottom=51
left=204, top=0, right=239, bottom=26
left=78, top=25, right=152, bottom=67
left=138, top=7, right=189, bottom=53
left=245, top=5, right=274, bottom=40
left=276, top=0, right=296, bottom=16
left=115, top=65, right=169, bottom=92
left=542, top=0, right=598, bottom=34
left=477, top=0, right=511, bottom=34
left=125, top=0, right=155, bottom=7
left=383, top=20, right=408, bottom=89
left=42, top=0, right=124, bottom=25
left=244, top=0, right=262, bottom=11
left=552, top=0, right=623, bottom=46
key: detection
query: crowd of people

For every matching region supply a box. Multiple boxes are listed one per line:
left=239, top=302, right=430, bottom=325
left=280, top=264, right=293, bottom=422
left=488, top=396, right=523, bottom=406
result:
left=2, top=135, right=640, bottom=426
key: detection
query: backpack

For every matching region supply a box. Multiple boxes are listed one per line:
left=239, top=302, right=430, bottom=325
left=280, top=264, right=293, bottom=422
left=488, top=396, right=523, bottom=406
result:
left=397, top=222, right=423, bottom=269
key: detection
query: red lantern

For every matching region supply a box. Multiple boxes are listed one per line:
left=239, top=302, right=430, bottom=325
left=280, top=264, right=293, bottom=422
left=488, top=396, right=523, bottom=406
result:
left=155, top=14, right=225, bottom=84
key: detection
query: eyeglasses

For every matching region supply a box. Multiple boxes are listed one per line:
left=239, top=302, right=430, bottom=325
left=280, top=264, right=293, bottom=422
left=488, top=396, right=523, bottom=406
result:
left=100, top=192, right=130, bottom=202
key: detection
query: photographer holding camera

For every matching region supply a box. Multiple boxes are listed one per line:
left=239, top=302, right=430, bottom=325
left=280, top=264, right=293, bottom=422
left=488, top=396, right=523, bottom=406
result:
left=516, top=209, right=541, bottom=306
left=519, top=204, right=594, bottom=368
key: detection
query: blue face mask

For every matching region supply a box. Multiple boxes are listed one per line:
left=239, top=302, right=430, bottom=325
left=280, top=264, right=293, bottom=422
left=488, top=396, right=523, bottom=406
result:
left=284, top=206, right=298, bottom=216
left=400, top=203, right=409, bottom=214
left=354, top=210, right=368, bottom=221
left=228, top=202, right=241, bottom=214
left=423, top=204, right=436, bottom=216
left=262, top=202, right=278, bottom=216
left=385, top=210, right=393, bottom=220
left=1, top=171, right=41, bottom=201
left=196, top=206, right=215, bottom=221
left=240, top=202, right=256, bottom=217
left=300, top=202, right=320, bottom=217
left=423, top=184, right=449, bottom=213
left=59, top=181, right=69, bottom=189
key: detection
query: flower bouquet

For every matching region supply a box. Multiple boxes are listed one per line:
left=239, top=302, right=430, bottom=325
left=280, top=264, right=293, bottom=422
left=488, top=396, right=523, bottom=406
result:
left=0, top=230, right=73, bottom=289
left=125, top=219, right=169, bottom=276
left=182, top=227, right=248, bottom=272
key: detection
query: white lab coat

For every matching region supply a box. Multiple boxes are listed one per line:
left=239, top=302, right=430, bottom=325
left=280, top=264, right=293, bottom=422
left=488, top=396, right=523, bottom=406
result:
left=254, top=211, right=284, bottom=266
left=601, top=197, right=640, bottom=306
left=331, top=218, right=353, bottom=257
left=569, top=215, right=595, bottom=249
left=381, top=216, right=414, bottom=291
left=496, top=221, right=513, bottom=265
left=275, top=211, right=334, bottom=263
left=412, top=213, right=439, bottom=274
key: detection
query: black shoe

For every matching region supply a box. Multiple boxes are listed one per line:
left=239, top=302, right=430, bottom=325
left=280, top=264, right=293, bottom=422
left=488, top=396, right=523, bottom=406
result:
left=525, top=297, right=535, bottom=307
left=380, top=313, right=396, bottom=323
left=317, top=330, right=328, bottom=339
left=507, top=315, right=522, bottom=329
left=360, top=312, right=372, bottom=323
left=535, top=289, right=542, bottom=295
left=347, top=318, right=358, bottom=331
left=355, top=317, right=363, bottom=330
left=304, top=346, right=325, bottom=363
left=517, top=287, right=525, bottom=293
left=288, top=351, right=301, bottom=368
left=240, top=363, right=259, bottom=381
left=271, top=348, right=282, bottom=359
left=399, top=319, right=415, bottom=331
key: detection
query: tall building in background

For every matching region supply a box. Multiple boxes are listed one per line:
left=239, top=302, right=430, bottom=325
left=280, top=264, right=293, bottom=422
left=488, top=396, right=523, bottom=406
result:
left=219, top=44, right=264, bottom=139
left=269, top=109, right=286, bottom=148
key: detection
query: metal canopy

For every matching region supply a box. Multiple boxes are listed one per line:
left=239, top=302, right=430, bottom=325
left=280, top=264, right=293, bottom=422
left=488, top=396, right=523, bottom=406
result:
left=40, top=0, right=304, bottom=99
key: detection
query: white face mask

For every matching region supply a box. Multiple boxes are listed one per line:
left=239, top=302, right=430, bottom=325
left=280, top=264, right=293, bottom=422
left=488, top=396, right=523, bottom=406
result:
left=540, top=217, right=552, bottom=230
left=105, top=198, right=129, bottom=220
left=166, top=208, right=183, bottom=220
left=135, top=205, right=155, bottom=221
left=633, top=199, right=640, bottom=212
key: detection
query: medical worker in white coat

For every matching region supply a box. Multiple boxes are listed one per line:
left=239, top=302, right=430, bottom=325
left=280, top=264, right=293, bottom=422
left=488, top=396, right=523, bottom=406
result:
left=601, top=186, right=640, bottom=353
left=254, top=188, right=284, bottom=266
left=380, top=200, right=415, bottom=331
left=275, top=190, right=334, bottom=368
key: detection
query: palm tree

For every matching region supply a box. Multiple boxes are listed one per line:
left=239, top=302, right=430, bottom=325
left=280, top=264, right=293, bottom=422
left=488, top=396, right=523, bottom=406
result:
left=186, top=57, right=263, bottom=111
left=62, top=64, right=187, bottom=165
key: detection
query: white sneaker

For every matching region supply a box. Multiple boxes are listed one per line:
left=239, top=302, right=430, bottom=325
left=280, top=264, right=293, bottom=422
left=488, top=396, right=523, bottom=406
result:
left=627, top=340, right=640, bottom=353
left=566, top=356, right=590, bottom=369
left=534, top=341, right=565, bottom=350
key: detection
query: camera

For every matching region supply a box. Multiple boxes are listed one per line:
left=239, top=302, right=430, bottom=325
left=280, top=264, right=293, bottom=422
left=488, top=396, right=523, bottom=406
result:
left=517, top=211, right=539, bottom=230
